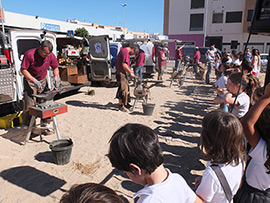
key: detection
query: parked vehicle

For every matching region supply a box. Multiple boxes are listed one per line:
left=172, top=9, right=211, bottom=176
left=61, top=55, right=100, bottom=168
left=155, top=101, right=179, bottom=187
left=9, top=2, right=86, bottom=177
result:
left=260, top=53, right=268, bottom=73
left=87, top=35, right=118, bottom=87
left=182, top=46, right=209, bottom=64
left=0, top=29, right=89, bottom=116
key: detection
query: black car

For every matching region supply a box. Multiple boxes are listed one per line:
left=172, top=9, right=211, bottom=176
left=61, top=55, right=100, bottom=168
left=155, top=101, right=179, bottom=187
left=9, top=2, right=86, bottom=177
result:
left=182, top=46, right=209, bottom=64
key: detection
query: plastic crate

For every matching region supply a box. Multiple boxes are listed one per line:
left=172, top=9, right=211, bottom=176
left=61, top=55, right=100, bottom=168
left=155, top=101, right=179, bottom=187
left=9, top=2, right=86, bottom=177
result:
left=0, top=112, right=23, bottom=129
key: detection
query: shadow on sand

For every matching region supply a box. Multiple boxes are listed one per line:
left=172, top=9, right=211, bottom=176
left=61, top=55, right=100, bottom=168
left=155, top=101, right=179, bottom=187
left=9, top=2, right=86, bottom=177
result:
left=153, top=77, right=216, bottom=186
left=0, top=166, right=66, bottom=196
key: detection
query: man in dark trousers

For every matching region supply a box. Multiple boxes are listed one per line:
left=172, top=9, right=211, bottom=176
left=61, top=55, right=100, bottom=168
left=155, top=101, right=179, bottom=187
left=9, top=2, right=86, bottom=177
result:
left=115, top=44, right=138, bottom=112
left=134, top=48, right=146, bottom=86
left=157, top=47, right=167, bottom=81
left=21, top=40, right=60, bottom=133
left=193, top=47, right=201, bottom=74
left=174, top=44, right=185, bottom=71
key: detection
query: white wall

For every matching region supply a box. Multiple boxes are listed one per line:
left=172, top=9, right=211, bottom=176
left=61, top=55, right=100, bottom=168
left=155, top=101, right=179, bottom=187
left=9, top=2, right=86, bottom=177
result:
left=3, top=11, right=128, bottom=40
left=169, top=0, right=205, bottom=35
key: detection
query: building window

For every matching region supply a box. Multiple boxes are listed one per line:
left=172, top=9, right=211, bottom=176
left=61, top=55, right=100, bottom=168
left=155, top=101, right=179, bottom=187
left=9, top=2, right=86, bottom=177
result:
left=191, top=0, right=205, bottom=9
left=212, top=13, right=223, bottom=23
left=247, top=9, right=253, bottom=22
left=190, top=14, right=204, bottom=31
left=226, top=11, right=242, bottom=23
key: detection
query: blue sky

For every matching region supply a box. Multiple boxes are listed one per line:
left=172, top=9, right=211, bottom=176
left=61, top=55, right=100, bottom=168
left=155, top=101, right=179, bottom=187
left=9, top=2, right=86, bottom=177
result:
left=1, top=0, right=164, bottom=34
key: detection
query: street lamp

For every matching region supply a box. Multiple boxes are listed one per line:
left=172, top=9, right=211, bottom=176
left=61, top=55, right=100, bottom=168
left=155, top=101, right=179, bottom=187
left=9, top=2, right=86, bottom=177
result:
left=0, top=0, right=5, bottom=33
left=121, top=3, right=127, bottom=35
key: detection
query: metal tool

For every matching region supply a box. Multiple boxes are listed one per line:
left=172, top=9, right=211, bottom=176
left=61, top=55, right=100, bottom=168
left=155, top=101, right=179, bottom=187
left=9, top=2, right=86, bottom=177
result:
left=131, top=79, right=161, bottom=111
left=24, top=90, right=68, bottom=144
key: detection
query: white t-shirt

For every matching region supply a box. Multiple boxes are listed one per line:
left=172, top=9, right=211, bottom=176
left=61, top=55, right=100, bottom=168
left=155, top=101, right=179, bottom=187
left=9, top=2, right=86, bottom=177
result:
left=207, top=50, right=215, bottom=63
left=246, top=138, right=270, bottom=191
left=214, top=74, right=227, bottom=89
left=134, top=169, right=196, bottom=203
left=231, top=92, right=250, bottom=118
left=196, top=161, right=244, bottom=203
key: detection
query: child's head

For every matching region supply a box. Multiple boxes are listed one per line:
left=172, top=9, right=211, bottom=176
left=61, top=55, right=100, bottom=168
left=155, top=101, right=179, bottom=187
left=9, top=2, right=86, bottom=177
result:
left=252, top=87, right=264, bottom=105
left=241, top=59, right=253, bottom=74
left=200, top=110, right=244, bottom=165
left=227, top=72, right=260, bottom=96
left=108, top=123, right=164, bottom=175
left=60, top=183, right=123, bottom=203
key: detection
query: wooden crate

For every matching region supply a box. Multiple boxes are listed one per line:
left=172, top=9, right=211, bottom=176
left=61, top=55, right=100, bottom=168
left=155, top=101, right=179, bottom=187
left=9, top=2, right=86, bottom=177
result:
left=60, top=65, right=78, bottom=81
left=68, top=74, right=88, bottom=84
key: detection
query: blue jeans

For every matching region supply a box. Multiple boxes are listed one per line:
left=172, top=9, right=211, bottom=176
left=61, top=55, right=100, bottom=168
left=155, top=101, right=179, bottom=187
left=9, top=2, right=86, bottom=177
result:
left=206, top=62, right=214, bottom=84
left=193, top=63, right=199, bottom=74
left=134, top=66, right=143, bottom=86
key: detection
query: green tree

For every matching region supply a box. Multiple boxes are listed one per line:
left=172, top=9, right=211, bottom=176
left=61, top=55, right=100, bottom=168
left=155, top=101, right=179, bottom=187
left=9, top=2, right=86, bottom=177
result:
left=74, top=27, right=89, bottom=38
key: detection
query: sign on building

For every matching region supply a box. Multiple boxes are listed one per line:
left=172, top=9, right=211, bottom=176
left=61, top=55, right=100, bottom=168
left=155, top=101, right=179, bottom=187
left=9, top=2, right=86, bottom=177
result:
left=40, top=22, right=60, bottom=31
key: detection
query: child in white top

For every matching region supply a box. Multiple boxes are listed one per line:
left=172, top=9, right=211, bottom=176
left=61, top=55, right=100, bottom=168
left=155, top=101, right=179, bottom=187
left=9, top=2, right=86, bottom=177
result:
left=195, top=110, right=245, bottom=203
left=234, top=82, right=270, bottom=203
left=108, top=123, right=201, bottom=203
left=214, top=72, right=259, bottom=118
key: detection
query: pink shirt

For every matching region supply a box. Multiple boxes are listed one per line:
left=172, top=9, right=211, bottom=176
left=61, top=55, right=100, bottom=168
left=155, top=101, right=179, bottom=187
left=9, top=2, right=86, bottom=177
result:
left=193, top=51, right=201, bottom=63
left=136, top=50, right=145, bottom=66
left=116, top=47, right=130, bottom=74
left=158, top=50, right=166, bottom=66
left=21, top=48, right=59, bottom=80
left=175, top=49, right=182, bottom=61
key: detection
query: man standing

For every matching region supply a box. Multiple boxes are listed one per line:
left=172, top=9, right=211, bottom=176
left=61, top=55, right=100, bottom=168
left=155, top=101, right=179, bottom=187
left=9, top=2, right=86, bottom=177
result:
left=244, top=48, right=252, bottom=62
left=205, top=46, right=215, bottom=84
left=193, top=47, right=201, bottom=74
left=115, top=44, right=138, bottom=112
left=174, top=44, right=185, bottom=71
left=21, top=40, right=60, bottom=128
left=134, top=48, right=146, bottom=86
left=158, top=47, right=167, bottom=81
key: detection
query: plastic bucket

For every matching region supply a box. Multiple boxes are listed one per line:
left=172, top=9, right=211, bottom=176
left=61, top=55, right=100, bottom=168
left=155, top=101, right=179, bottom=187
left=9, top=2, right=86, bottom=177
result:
left=49, top=139, right=73, bottom=165
left=142, top=103, right=155, bottom=116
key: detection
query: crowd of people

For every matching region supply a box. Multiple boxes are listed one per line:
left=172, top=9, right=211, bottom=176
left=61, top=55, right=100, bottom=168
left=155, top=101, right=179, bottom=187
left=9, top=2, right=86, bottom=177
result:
left=20, top=40, right=270, bottom=202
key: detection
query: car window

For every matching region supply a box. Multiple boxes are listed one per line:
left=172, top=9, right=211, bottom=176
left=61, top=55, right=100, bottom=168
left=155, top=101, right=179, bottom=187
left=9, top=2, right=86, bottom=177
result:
left=183, top=47, right=195, bottom=55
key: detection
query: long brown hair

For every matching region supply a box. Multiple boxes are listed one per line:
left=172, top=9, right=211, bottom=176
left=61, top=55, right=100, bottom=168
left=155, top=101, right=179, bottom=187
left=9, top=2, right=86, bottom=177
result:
left=200, top=110, right=245, bottom=165
left=229, top=72, right=260, bottom=103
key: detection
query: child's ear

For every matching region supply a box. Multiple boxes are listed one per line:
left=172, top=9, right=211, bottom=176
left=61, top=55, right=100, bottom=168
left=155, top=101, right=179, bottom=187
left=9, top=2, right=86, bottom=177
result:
left=129, top=163, right=142, bottom=175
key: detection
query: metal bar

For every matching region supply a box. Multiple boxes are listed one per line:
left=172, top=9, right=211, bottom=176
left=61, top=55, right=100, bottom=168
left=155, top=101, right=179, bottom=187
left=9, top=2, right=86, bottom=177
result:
left=52, top=116, right=62, bottom=140
left=24, top=116, right=36, bottom=144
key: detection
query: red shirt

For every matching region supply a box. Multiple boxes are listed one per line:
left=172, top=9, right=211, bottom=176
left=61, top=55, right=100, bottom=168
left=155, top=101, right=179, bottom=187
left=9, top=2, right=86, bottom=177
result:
left=193, top=50, right=201, bottom=63
left=21, top=48, right=59, bottom=80
left=116, top=48, right=130, bottom=74
left=158, top=50, right=166, bottom=66
left=175, top=49, right=182, bottom=61
left=136, top=50, right=145, bottom=66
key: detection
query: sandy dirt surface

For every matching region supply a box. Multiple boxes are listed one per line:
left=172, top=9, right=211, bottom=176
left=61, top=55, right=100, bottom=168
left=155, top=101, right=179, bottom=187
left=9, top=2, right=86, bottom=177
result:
left=0, top=62, right=265, bottom=203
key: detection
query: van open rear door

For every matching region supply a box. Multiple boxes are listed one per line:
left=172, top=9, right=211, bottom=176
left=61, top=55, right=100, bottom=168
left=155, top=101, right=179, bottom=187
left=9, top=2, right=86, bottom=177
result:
left=88, top=35, right=111, bottom=81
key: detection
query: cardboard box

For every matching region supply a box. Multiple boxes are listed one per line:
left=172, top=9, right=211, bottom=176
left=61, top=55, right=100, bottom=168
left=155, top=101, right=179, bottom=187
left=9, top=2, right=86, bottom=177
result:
left=68, top=74, right=88, bottom=84
left=60, top=65, right=78, bottom=81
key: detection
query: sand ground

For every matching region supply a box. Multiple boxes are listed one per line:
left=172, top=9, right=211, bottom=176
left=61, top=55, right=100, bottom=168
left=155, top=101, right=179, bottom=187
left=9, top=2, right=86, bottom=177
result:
left=0, top=62, right=265, bottom=202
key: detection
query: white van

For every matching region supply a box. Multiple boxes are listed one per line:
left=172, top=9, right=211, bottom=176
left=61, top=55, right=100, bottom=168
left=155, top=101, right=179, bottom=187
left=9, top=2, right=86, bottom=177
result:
left=0, top=29, right=88, bottom=116
left=138, top=41, right=155, bottom=75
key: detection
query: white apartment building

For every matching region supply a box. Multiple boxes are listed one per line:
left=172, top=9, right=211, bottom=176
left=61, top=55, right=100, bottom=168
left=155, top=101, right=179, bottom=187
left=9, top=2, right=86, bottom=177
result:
left=164, top=0, right=270, bottom=56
